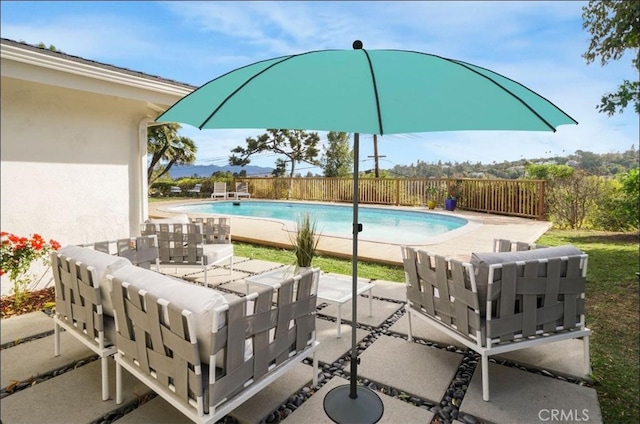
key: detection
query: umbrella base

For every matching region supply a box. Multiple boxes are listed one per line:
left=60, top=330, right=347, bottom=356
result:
left=323, top=385, right=384, bottom=424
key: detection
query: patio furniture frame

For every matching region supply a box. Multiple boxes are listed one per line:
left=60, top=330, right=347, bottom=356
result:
left=402, top=245, right=591, bottom=401
left=109, top=268, right=320, bottom=423
left=52, top=235, right=161, bottom=400
left=245, top=267, right=375, bottom=338
left=80, top=235, right=161, bottom=271
left=141, top=219, right=233, bottom=285
left=51, top=252, right=117, bottom=401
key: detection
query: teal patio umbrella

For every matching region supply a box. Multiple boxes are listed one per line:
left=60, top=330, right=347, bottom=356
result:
left=156, top=40, right=577, bottom=423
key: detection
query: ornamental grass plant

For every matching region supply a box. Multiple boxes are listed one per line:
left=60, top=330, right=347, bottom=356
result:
left=289, top=212, right=320, bottom=269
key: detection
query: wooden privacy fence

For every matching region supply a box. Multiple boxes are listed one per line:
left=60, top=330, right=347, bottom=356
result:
left=235, top=178, right=546, bottom=220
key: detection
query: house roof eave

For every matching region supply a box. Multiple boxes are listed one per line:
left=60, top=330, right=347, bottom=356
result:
left=1, top=40, right=195, bottom=98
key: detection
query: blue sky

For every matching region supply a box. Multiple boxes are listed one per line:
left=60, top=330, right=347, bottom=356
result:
left=2, top=1, right=637, bottom=173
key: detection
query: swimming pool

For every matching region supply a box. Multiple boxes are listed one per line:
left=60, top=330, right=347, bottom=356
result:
left=168, top=201, right=468, bottom=245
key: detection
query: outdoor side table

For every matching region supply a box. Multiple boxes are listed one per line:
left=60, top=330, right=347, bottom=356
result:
left=245, top=267, right=375, bottom=338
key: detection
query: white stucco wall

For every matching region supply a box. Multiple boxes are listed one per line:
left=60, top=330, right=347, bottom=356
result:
left=0, top=46, right=191, bottom=296
left=1, top=75, right=142, bottom=241
left=0, top=77, right=143, bottom=295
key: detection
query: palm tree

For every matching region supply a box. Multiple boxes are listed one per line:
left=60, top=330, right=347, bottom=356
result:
left=147, top=124, right=197, bottom=184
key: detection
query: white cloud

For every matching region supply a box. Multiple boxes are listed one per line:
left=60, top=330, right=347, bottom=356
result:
left=2, top=1, right=636, bottom=169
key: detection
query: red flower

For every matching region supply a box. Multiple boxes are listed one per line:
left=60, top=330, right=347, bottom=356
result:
left=1, top=231, right=61, bottom=290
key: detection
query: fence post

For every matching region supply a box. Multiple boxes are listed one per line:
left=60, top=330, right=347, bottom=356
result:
left=395, top=179, right=400, bottom=206
left=537, top=180, right=546, bottom=221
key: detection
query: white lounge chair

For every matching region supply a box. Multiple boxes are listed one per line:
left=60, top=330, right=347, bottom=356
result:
left=170, top=186, right=182, bottom=195
left=211, top=182, right=227, bottom=200
left=229, top=182, right=250, bottom=199
left=188, top=183, right=203, bottom=196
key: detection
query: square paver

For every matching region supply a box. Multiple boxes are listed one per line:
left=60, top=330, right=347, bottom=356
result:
left=287, top=376, right=434, bottom=424
left=219, top=279, right=253, bottom=295
left=230, top=362, right=315, bottom=423
left=114, top=397, right=192, bottom=424
left=1, top=332, right=95, bottom=388
left=357, top=335, right=463, bottom=404
left=1, top=311, right=53, bottom=345
left=229, top=255, right=251, bottom=264
left=0, top=359, right=151, bottom=423
left=192, top=268, right=250, bottom=287
left=369, top=279, right=407, bottom=302
left=497, top=338, right=592, bottom=380
left=388, top=313, right=465, bottom=349
left=318, top=297, right=403, bottom=328
left=460, top=362, right=602, bottom=424
left=315, top=318, right=370, bottom=366
left=390, top=315, right=592, bottom=380
left=233, top=259, right=285, bottom=275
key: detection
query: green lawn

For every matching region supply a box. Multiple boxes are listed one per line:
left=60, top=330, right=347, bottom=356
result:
left=537, top=230, right=639, bottom=424
left=235, top=229, right=639, bottom=424
left=234, top=242, right=405, bottom=282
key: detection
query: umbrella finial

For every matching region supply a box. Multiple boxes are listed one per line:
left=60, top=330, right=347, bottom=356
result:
left=352, top=40, right=363, bottom=49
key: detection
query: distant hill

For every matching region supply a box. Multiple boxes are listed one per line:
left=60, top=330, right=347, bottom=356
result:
left=169, top=164, right=274, bottom=178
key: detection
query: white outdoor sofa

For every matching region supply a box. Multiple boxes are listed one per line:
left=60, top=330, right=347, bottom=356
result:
left=108, top=265, right=320, bottom=423
left=52, top=238, right=320, bottom=420
left=51, top=235, right=160, bottom=401
left=402, top=240, right=591, bottom=402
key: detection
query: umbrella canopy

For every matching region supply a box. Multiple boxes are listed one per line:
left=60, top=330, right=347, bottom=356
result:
left=158, top=43, right=576, bottom=135
left=156, top=41, right=577, bottom=424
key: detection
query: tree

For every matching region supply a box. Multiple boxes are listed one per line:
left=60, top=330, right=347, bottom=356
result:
left=147, top=123, right=197, bottom=184
left=321, top=132, right=353, bottom=177
left=272, top=158, right=288, bottom=177
left=229, top=129, right=320, bottom=178
left=582, top=0, right=640, bottom=115
left=618, top=168, right=640, bottom=227
left=575, top=150, right=605, bottom=175
left=590, top=169, right=639, bottom=231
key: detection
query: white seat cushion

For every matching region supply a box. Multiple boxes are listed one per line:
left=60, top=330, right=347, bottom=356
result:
left=58, top=245, right=132, bottom=316
left=470, top=245, right=583, bottom=314
left=109, top=265, right=251, bottom=366
left=202, top=243, right=233, bottom=264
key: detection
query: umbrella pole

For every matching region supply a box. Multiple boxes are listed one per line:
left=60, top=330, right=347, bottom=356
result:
left=323, top=133, right=384, bottom=423
left=350, top=132, right=360, bottom=398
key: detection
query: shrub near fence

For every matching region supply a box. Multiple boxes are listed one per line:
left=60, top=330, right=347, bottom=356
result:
left=235, top=178, right=546, bottom=220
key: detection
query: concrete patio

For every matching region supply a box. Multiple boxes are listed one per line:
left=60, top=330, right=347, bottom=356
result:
left=1, top=254, right=601, bottom=424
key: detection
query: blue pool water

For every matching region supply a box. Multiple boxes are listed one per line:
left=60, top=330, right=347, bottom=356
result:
left=168, top=201, right=468, bottom=245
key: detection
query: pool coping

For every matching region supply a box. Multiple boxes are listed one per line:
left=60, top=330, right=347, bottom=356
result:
left=158, top=199, right=482, bottom=246
left=149, top=198, right=552, bottom=266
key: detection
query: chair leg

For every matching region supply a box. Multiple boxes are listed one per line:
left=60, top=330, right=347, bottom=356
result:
left=583, top=335, right=592, bottom=375
left=482, top=354, right=490, bottom=402
left=115, top=359, right=123, bottom=404
left=312, top=352, right=318, bottom=388
left=406, top=305, right=414, bottom=342
left=54, top=320, right=61, bottom=356
left=228, top=256, right=233, bottom=275
left=101, top=356, right=109, bottom=401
